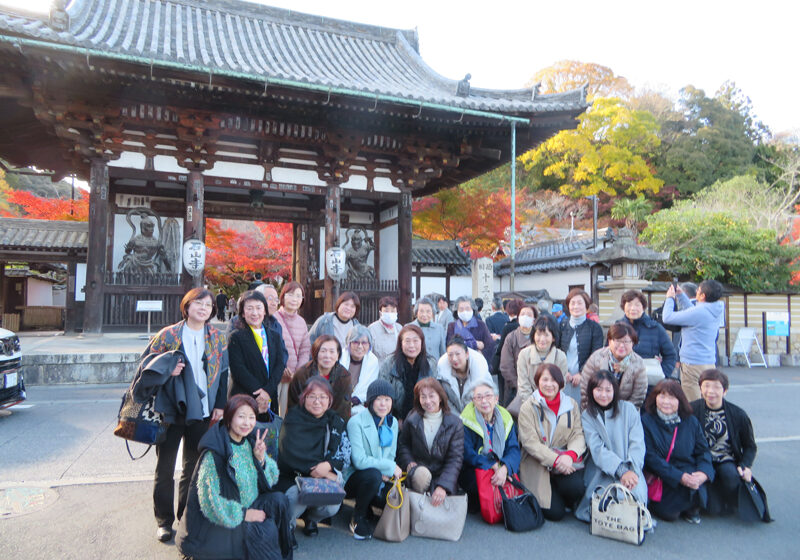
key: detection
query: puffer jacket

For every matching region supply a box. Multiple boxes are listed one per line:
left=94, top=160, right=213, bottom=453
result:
left=397, top=409, right=464, bottom=494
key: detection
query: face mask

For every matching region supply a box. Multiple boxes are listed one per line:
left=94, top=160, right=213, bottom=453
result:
left=381, top=312, right=397, bottom=325
left=518, top=315, right=534, bottom=329
left=458, top=310, right=473, bottom=323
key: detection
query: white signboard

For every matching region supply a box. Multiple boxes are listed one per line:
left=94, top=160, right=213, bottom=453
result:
left=183, top=239, right=206, bottom=276
left=136, top=300, right=163, bottom=312
left=325, top=247, right=347, bottom=281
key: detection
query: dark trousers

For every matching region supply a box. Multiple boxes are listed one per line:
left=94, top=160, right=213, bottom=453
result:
left=244, top=492, right=294, bottom=560
left=154, top=419, right=209, bottom=527
left=345, top=468, right=385, bottom=520
left=542, top=470, right=585, bottom=521
left=706, top=461, right=740, bottom=514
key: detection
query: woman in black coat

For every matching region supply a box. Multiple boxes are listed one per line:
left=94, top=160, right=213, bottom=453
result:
left=691, top=369, right=757, bottom=515
left=229, top=291, right=288, bottom=418
left=642, top=380, right=714, bottom=523
left=397, top=378, right=464, bottom=505
left=558, top=288, right=604, bottom=402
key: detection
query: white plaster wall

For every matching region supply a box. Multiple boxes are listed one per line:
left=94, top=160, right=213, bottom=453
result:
left=415, top=276, right=472, bottom=301
left=494, top=269, right=592, bottom=300
left=379, top=224, right=398, bottom=281
left=26, top=278, right=53, bottom=306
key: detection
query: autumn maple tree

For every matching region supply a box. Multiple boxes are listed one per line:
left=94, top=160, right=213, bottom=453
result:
left=205, top=219, right=293, bottom=289
left=412, top=181, right=528, bottom=258
left=2, top=182, right=90, bottom=220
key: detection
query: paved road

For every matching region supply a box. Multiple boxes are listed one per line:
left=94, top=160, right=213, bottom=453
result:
left=1, top=367, right=798, bottom=559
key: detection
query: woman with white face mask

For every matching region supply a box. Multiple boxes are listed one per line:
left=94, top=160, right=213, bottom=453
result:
left=445, top=295, right=495, bottom=363
left=368, top=296, right=402, bottom=361
left=498, top=305, right=538, bottom=406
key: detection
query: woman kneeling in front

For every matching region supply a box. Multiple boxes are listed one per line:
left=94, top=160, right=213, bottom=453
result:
left=518, top=363, right=586, bottom=521
left=459, top=381, right=521, bottom=511
left=397, top=378, right=464, bottom=504
left=575, top=370, right=647, bottom=522
left=642, top=379, right=713, bottom=523
left=344, top=380, right=402, bottom=540
left=176, top=395, right=293, bottom=560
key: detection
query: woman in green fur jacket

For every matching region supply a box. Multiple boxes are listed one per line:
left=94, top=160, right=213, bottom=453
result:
left=176, top=395, right=293, bottom=560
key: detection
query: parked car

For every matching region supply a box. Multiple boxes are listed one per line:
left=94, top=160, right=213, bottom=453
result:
left=0, top=327, right=23, bottom=409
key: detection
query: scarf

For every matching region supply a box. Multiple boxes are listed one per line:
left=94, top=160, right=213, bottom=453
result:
left=474, top=406, right=506, bottom=459
left=398, top=357, right=423, bottom=417
left=569, top=315, right=587, bottom=328
left=371, top=410, right=395, bottom=448
left=657, top=409, right=681, bottom=425
left=278, top=406, right=335, bottom=474
left=608, top=351, right=632, bottom=380
left=454, top=316, right=479, bottom=348
left=418, top=321, right=431, bottom=328
left=545, top=393, right=561, bottom=417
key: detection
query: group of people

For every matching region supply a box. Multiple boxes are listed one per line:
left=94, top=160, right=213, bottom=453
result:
left=134, top=280, right=757, bottom=560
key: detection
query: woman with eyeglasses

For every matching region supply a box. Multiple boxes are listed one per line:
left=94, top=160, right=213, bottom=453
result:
left=458, top=381, right=521, bottom=511
left=580, top=322, right=648, bottom=411
left=276, top=376, right=351, bottom=537
left=138, top=287, right=228, bottom=543
left=288, top=335, right=352, bottom=421
left=436, top=337, right=494, bottom=413
left=273, top=281, right=311, bottom=416
left=339, top=325, right=380, bottom=415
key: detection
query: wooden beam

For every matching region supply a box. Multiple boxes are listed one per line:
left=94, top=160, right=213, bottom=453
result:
left=183, top=169, right=204, bottom=290
left=398, top=192, right=412, bottom=323
left=83, top=158, right=110, bottom=334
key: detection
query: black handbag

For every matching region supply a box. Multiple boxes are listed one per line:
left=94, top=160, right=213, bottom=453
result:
left=738, top=476, right=773, bottom=523
left=500, top=476, right=544, bottom=532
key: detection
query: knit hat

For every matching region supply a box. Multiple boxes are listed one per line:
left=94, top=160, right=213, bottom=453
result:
left=366, top=379, right=394, bottom=405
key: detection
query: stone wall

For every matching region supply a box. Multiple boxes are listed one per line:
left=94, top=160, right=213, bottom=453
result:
left=21, top=352, right=140, bottom=385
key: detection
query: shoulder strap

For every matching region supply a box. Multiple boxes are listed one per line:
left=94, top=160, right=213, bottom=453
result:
left=665, top=426, right=678, bottom=462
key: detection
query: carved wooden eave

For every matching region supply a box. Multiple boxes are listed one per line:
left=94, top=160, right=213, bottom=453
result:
left=0, top=0, right=588, bottom=195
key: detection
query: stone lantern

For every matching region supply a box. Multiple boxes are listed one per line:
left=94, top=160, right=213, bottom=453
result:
left=583, top=228, right=670, bottom=324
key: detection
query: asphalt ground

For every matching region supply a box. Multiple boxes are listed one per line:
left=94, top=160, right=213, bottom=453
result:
left=1, top=366, right=798, bottom=559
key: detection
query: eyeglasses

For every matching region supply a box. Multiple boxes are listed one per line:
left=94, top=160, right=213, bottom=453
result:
left=473, top=393, right=495, bottom=401
left=266, top=296, right=279, bottom=303
left=614, top=339, right=634, bottom=346
left=350, top=340, right=370, bottom=347
left=306, top=394, right=330, bottom=403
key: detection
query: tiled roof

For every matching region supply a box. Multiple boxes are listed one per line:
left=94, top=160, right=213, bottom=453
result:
left=0, top=218, right=88, bottom=252
left=412, top=239, right=471, bottom=275
left=494, top=237, right=598, bottom=276
left=0, top=0, right=587, bottom=115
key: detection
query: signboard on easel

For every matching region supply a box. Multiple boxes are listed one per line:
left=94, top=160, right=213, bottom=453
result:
left=731, top=327, right=767, bottom=368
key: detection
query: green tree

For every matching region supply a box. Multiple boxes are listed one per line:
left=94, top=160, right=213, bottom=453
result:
left=655, top=86, right=759, bottom=195
left=641, top=206, right=800, bottom=292
left=520, top=97, right=663, bottom=198
left=610, top=196, right=653, bottom=235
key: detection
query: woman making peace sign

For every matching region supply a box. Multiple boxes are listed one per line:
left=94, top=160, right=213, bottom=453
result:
left=177, top=395, right=294, bottom=560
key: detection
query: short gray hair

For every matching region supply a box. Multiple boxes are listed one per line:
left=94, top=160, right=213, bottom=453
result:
left=454, top=295, right=477, bottom=313
left=414, top=297, right=435, bottom=315
left=537, top=299, right=552, bottom=313
left=345, top=324, right=373, bottom=350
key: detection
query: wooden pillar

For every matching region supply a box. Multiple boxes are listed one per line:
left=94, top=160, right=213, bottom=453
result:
left=324, top=184, right=341, bottom=312
left=83, top=158, right=109, bottom=334
left=294, top=223, right=312, bottom=318
left=0, top=262, right=5, bottom=316
left=64, top=260, right=78, bottom=332
left=183, top=169, right=205, bottom=290
left=398, top=191, right=412, bottom=323
left=415, top=264, right=422, bottom=304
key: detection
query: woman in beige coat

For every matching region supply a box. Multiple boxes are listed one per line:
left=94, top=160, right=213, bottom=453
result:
left=518, top=363, right=586, bottom=521
left=580, top=322, right=647, bottom=411
left=512, top=317, right=568, bottom=409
